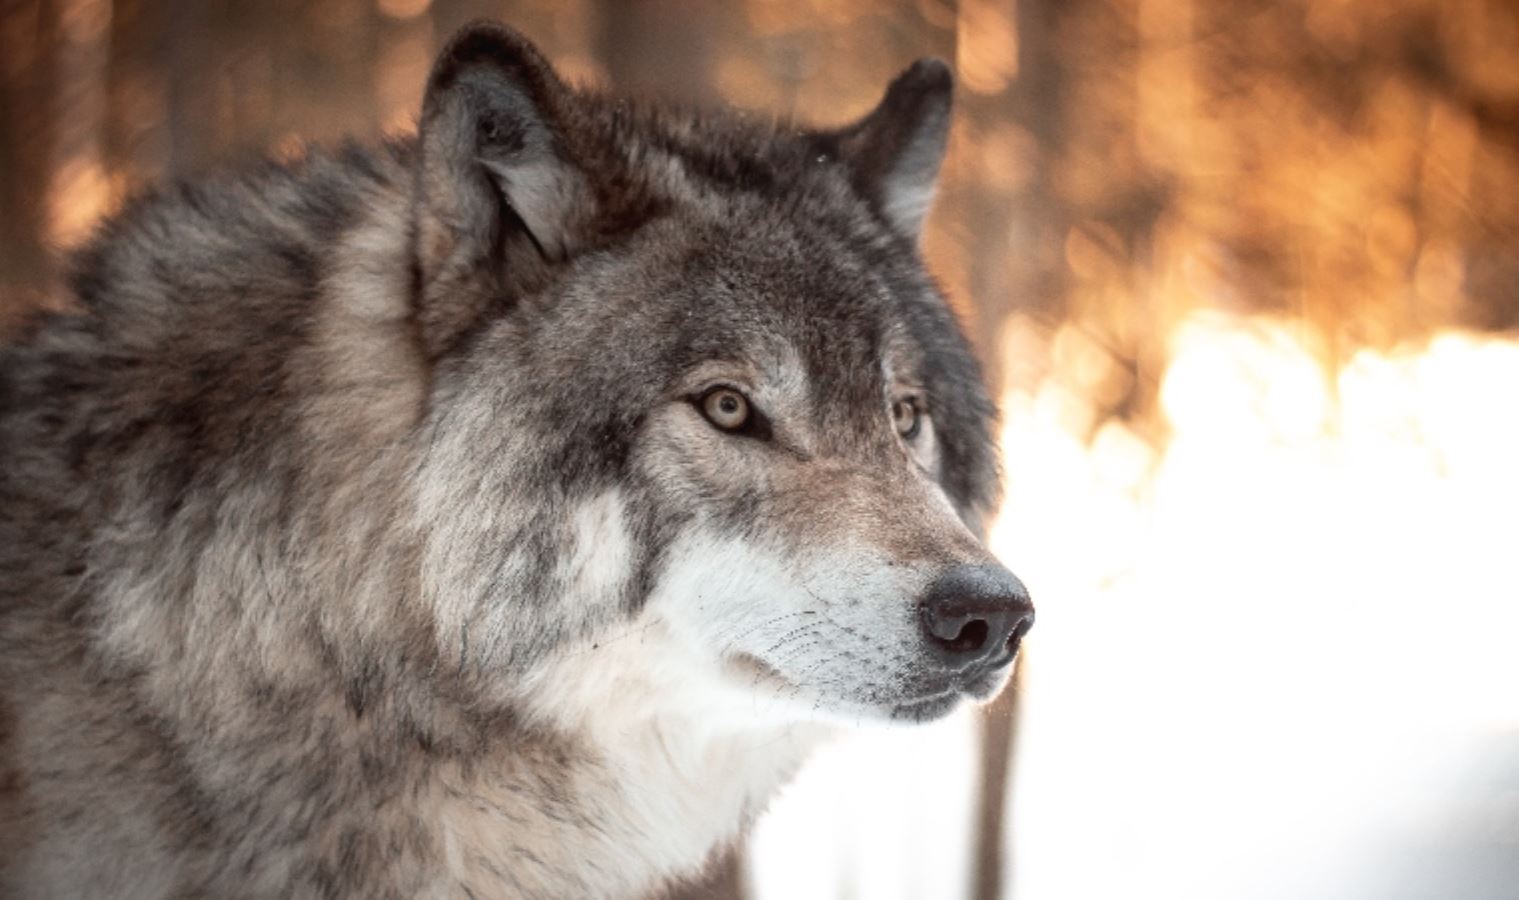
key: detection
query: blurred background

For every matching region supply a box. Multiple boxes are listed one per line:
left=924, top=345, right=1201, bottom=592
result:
left=3, top=0, right=1519, bottom=897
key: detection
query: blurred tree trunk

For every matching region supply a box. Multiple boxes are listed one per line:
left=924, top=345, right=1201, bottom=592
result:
left=164, top=0, right=216, bottom=177
left=107, top=0, right=169, bottom=194
left=275, top=0, right=380, bottom=145
left=598, top=0, right=729, bottom=106
left=0, top=0, right=55, bottom=332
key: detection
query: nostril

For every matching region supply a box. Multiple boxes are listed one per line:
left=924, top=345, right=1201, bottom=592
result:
left=922, top=607, right=995, bottom=655
left=1005, top=614, right=1034, bottom=655
left=944, top=618, right=989, bottom=654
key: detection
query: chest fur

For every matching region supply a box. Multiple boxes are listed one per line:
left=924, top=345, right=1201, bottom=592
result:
left=430, top=724, right=817, bottom=897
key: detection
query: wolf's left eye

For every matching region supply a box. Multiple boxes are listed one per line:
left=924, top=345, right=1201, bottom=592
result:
left=892, top=397, right=922, bottom=440
left=701, top=387, right=752, bottom=432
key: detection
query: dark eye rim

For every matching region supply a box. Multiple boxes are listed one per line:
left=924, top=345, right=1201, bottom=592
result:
left=691, top=385, right=774, bottom=441
left=893, top=396, right=924, bottom=441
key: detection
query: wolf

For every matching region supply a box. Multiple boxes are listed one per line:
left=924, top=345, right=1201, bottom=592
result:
left=0, top=21, right=1032, bottom=898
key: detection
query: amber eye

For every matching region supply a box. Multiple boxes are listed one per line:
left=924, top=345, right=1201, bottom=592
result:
left=892, top=397, right=922, bottom=440
left=701, top=387, right=751, bottom=431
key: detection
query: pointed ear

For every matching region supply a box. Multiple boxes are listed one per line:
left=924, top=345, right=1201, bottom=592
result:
left=412, top=23, right=592, bottom=358
left=824, top=59, right=954, bottom=240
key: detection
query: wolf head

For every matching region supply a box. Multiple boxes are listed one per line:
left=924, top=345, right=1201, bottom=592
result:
left=409, top=24, right=1031, bottom=730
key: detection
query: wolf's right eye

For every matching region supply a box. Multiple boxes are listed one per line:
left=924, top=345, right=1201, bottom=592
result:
left=892, top=397, right=922, bottom=440
left=700, top=387, right=751, bottom=432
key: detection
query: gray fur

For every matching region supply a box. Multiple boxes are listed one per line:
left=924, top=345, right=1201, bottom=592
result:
left=0, top=22, right=1023, bottom=898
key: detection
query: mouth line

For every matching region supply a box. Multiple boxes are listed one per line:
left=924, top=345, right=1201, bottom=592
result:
left=725, top=653, right=1007, bottom=719
left=729, top=658, right=957, bottom=706
left=893, top=686, right=960, bottom=707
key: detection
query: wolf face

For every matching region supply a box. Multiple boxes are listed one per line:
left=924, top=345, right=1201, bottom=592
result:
left=409, top=25, right=1032, bottom=733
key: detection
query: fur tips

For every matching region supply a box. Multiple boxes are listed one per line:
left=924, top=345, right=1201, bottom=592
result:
left=827, top=58, right=954, bottom=240
left=412, top=22, right=591, bottom=359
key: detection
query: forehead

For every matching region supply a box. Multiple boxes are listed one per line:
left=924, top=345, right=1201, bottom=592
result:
left=666, top=213, right=930, bottom=386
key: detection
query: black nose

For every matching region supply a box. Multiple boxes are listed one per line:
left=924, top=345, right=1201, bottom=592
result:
left=920, top=564, right=1034, bottom=673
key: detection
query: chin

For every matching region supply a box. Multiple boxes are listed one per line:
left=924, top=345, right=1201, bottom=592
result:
left=886, top=690, right=968, bottom=723
left=780, top=691, right=968, bottom=726
left=797, top=682, right=979, bottom=726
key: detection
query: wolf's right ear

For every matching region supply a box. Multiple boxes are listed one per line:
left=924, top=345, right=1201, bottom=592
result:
left=412, top=23, right=592, bottom=358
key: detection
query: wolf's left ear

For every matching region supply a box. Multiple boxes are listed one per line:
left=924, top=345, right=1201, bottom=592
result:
left=821, top=59, right=953, bottom=240
left=412, top=23, right=592, bottom=358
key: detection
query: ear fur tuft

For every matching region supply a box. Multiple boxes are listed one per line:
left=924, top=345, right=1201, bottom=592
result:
left=825, top=58, right=954, bottom=240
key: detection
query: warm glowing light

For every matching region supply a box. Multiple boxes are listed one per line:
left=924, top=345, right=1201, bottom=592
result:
left=377, top=0, right=431, bottom=21
left=375, top=25, right=434, bottom=135
left=997, top=313, right=1519, bottom=899
left=58, top=0, right=110, bottom=45
left=46, top=0, right=113, bottom=250
left=47, top=157, right=110, bottom=249
left=955, top=0, right=1019, bottom=95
